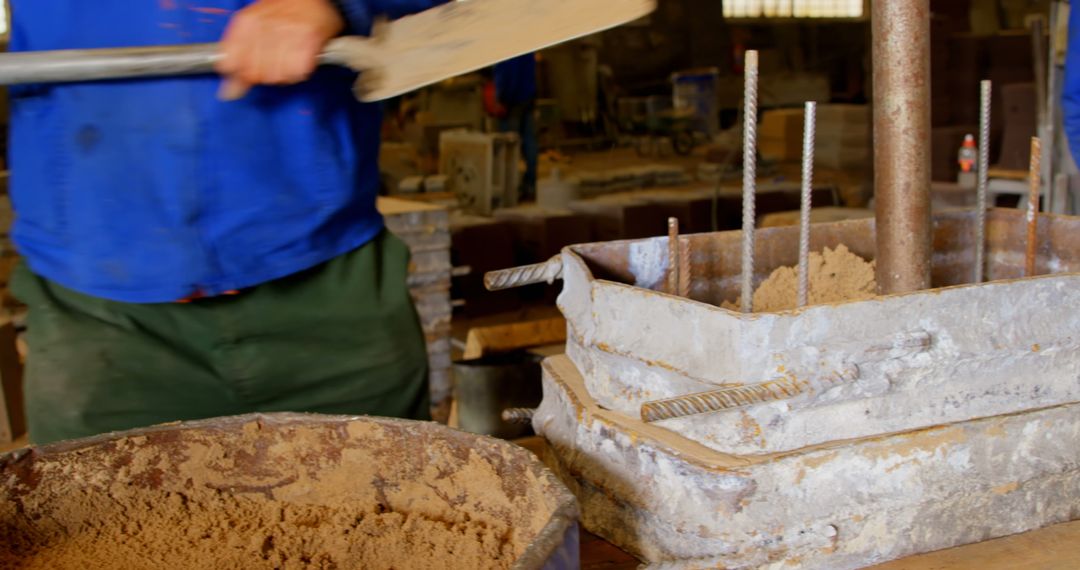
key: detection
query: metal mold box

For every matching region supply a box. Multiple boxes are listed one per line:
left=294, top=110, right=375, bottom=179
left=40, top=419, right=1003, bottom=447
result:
left=556, top=209, right=1080, bottom=455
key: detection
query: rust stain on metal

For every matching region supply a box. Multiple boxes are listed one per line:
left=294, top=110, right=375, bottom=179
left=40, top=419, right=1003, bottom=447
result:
left=667, top=217, right=680, bottom=295
left=859, top=425, right=969, bottom=462
left=738, top=411, right=766, bottom=448
left=1026, top=137, right=1042, bottom=277
left=801, top=451, right=841, bottom=470
left=993, top=481, right=1020, bottom=495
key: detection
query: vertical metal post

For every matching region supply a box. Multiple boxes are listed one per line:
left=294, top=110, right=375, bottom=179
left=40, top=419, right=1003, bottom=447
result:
left=678, top=231, right=691, bottom=299
left=1026, top=137, right=1043, bottom=277
left=872, top=0, right=932, bottom=294
left=1032, top=18, right=1048, bottom=127
left=667, top=217, right=680, bottom=295
left=798, top=102, right=817, bottom=308
left=741, top=50, right=760, bottom=313
left=975, top=80, right=992, bottom=284
left=1042, top=3, right=1061, bottom=214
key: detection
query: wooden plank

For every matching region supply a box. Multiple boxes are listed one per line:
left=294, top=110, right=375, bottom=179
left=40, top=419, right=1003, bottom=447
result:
left=580, top=531, right=639, bottom=570
left=376, top=196, right=445, bottom=215
left=357, top=0, right=657, bottom=101
left=577, top=521, right=1080, bottom=570
left=988, top=167, right=1029, bottom=181
left=463, top=317, right=567, bottom=360
left=0, top=319, right=25, bottom=445
left=870, top=520, right=1080, bottom=569
left=511, top=435, right=548, bottom=457
left=0, top=434, right=27, bottom=455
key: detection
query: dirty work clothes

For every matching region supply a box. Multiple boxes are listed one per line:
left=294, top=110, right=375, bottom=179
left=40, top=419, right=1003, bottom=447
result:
left=494, top=53, right=538, bottom=106
left=13, top=232, right=430, bottom=445
left=499, top=102, right=540, bottom=200
left=8, top=0, right=444, bottom=303
left=1065, top=5, right=1080, bottom=163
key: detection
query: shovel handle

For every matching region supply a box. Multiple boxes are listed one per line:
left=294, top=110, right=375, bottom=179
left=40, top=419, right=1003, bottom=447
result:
left=0, top=39, right=365, bottom=86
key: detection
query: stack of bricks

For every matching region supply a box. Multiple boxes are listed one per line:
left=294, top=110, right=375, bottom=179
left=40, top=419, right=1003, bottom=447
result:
left=378, top=197, right=454, bottom=423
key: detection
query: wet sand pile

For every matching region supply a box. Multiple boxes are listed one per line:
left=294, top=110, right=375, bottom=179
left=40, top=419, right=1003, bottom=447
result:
left=0, top=418, right=557, bottom=570
left=724, top=244, right=877, bottom=312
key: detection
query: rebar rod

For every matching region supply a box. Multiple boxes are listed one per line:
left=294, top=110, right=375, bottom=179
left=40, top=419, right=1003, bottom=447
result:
left=740, top=50, right=760, bottom=313
left=798, top=102, right=817, bottom=308
left=975, top=80, right=992, bottom=284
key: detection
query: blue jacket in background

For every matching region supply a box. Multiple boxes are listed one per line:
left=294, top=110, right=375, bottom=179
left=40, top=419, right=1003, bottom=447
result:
left=8, top=0, right=441, bottom=303
left=1064, top=6, right=1080, bottom=165
left=494, top=53, right=538, bottom=106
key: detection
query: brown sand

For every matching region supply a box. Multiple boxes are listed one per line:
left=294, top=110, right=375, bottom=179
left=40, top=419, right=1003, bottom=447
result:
left=0, top=487, right=513, bottom=570
left=0, top=420, right=552, bottom=570
left=724, top=244, right=877, bottom=312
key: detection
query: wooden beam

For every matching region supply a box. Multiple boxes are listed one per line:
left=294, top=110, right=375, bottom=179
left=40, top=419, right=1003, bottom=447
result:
left=0, top=319, right=25, bottom=445
left=463, top=317, right=566, bottom=361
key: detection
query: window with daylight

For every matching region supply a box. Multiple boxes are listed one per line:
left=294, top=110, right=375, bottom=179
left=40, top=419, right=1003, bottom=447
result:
left=724, top=0, right=864, bottom=19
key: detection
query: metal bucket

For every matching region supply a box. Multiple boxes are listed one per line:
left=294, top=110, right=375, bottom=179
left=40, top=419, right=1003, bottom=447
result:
left=454, top=352, right=543, bottom=440
left=672, top=68, right=719, bottom=136
left=0, top=413, right=580, bottom=569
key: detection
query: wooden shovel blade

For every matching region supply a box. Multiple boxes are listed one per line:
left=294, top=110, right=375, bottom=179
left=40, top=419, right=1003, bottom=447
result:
left=353, top=0, right=656, bottom=101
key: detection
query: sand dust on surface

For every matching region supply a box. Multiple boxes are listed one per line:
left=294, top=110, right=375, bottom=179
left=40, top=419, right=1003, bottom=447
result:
left=0, top=419, right=552, bottom=570
left=724, top=244, right=877, bottom=312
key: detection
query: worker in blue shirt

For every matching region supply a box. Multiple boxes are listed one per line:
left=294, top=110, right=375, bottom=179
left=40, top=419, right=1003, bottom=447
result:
left=493, top=53, right=539, bottom=200
left=1065, top=6, right=1080, bottom=170
left=9, top=0, right=443, bottom=444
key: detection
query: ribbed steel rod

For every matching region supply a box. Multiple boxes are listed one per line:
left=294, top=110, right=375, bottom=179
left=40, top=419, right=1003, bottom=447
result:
left=798, top=102, right=817, bottom=308
left=1026, top=137, right=1042, bottom=277
left=641, top=365, right=859, bottom=423
left=484, top=257, right=563, bottom=291
left=501, top=408, right=536, bottom=424
left=975, top=80, right=992, bottom=284
left=740, top=50, right=760, bottom=313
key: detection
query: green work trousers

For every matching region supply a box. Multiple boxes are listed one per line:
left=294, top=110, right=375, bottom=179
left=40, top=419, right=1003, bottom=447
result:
left=13, top=231, right=430, bottom=445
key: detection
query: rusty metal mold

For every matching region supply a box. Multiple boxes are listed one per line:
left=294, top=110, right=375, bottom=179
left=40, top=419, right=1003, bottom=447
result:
left=553, top=209, right=1080, bottom=455
left=534, top=356, right=1080, bottom=569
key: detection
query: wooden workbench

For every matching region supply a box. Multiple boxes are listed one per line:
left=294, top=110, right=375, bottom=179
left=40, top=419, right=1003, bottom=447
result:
left=579, top=522, right=1080, bottom=569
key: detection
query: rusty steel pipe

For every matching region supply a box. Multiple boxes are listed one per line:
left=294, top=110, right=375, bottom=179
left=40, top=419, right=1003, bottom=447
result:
left=667, top=217, right=680, bottom=295
left=872, top=0, right=933, bottom=294
left=1027, top=137, right=1043, bottom=277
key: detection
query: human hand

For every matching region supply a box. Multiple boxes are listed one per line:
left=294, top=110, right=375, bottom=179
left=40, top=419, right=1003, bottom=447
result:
left=217, top=0, right=346, bottom=100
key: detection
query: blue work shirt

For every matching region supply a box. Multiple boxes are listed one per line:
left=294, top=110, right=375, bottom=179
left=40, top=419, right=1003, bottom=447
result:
left=1065, top=6, right=1080, bottom=165
left=8, top=0, right=440, bottom=303
left=494, top=53, right=537, bottom=106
